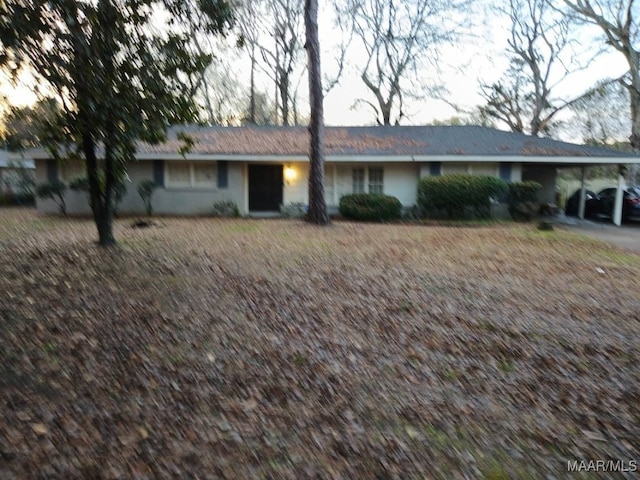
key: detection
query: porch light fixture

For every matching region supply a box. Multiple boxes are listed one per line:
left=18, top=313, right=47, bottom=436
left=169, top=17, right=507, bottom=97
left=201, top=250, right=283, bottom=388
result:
left=284, top=165, right=297, bottom=183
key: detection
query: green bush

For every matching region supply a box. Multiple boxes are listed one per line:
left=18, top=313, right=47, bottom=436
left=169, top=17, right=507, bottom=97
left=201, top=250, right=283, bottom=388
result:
left=36, top=180, right=67, bottom=216
left=339, top=193, right=402, bottom=221
left=16, top=192, right=35, bottom=206
left=137, top=180, right=159, bottom=216
left=508, top=181, right=542, bottom=221
left=0, top=192, right=16, bottom=205
left=69, top=176, right=89, bottom=192
left=418, top=174, right=508, bottom=219
left=280, top=202, right=306, bottom=219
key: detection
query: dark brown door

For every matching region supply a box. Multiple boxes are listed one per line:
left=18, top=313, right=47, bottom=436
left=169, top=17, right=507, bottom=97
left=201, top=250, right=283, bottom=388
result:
left=248, top=164, right=283, bottom=211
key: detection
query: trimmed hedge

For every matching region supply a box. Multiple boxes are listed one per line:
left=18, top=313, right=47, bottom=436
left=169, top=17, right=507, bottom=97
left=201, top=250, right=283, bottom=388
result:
left=69, top=176, right=90, bottom=192
left=418, top=174, right=508, bottom=219
left=0, top=192, right=35, bottom=206
left=339, top=193, right=402, bottom=221
left=508, top=181, right=542, bottom=221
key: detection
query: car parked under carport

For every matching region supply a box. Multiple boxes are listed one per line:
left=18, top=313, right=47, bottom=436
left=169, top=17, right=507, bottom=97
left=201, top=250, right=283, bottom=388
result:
left=592, top=186, right=640, bottom=222
left=565, top=189, right=598, bottom=217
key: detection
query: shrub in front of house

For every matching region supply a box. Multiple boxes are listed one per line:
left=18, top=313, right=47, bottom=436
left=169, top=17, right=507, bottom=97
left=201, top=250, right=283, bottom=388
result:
left=36, top=180, right=68, bottom=216
left=0, top=191, right=35, bottom=206
left=212, top=200, right=240, bottom=217
left=418, top=174, right=508, bottom=219
left=137, top=180, right=159, bottom=216
left=339, top=193, right=402, bottom=221
left=0, top=192, right=15, bottom=206
left=69, top=176, right=90, bottom=193
left=280, top=202, right=307, bottom=219
left=508, top=181, right=542, bottom=221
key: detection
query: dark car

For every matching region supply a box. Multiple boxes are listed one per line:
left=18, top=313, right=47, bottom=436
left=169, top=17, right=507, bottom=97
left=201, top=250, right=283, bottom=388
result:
left=593, top=187, right=640, bottom=221
left=564, top=189, right=598, bottom=217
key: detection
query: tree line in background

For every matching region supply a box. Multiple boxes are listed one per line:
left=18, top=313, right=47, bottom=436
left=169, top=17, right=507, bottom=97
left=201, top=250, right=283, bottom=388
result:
left=4, top=0, right=639, bottom=146
left=182, top=0, right=640, bottom=148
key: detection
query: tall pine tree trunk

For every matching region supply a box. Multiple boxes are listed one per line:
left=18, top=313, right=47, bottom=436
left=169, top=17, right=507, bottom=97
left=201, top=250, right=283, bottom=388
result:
left=304, top=0, right=329, bottom=225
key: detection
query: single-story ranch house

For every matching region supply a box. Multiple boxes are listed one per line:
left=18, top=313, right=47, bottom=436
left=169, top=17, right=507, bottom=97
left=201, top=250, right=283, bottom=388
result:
left=32, top=125, right=639, bottom=220
left=0, top=151, right=35, bottom=195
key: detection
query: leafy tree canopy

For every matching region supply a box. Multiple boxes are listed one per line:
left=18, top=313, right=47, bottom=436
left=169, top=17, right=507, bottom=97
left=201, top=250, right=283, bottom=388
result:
left=0, top=99, right=61, bottom=151
left=0, top=0, right=233, bottom=245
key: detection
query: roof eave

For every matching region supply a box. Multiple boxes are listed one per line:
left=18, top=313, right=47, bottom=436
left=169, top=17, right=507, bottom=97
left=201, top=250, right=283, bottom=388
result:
left=135, top=153, right=637, bottom=164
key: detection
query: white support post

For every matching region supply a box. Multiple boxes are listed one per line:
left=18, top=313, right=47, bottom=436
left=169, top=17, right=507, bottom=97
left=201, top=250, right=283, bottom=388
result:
left=578, top=166, right=586, bottom=219
left=613, top=166, right=625, bottom=226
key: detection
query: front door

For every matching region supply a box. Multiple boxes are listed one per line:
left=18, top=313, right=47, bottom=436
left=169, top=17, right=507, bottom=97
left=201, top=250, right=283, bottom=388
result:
left=248, top=164, right=283, bottom=211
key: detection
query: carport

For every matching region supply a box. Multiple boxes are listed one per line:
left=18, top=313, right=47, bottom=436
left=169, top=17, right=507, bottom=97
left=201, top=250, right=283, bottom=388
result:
left=518, top=150, right=639, bottom=226
left=490, top=136, right=639, bottom=227
left=560, top=160, right=638, bottom=226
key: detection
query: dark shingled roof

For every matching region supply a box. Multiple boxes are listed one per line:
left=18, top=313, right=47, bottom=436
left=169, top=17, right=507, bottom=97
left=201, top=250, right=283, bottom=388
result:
left=138, top=125, right=638, bottom=158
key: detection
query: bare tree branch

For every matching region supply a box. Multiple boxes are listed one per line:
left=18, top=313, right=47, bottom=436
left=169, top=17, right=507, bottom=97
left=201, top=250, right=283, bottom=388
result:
left=481, top=0, right=595, bottom=137
left=564, top=0, right=640, bottom=147
left=235, top=0, right=305, bottom=125
left=336, top=0, right=471, bottom=125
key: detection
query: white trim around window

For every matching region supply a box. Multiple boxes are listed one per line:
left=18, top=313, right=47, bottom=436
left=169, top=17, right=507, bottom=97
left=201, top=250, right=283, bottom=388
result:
left=165, top=161, right=216, bottom=188
left=352, top=166, right=384, bottom=194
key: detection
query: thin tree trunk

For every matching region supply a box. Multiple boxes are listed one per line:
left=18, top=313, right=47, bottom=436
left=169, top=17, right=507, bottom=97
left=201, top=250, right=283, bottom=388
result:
left=249, top=45, right=256, bottom=124
left=280, top=74, right=290, bottom=126
left=304, top=0, right=329, bottom=225
left=630, top=91, right=640, bottom=148
left=628, top=54, right=640, bottom=148
left=382, top=104, right=392, bottom=126
left=274, top=48, right=280, bottom=125
left=83, top=131, right=115, bottom=246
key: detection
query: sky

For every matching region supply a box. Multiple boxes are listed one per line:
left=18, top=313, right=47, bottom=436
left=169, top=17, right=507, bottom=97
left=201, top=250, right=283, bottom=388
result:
left=317, top=7, right=630, bottom=132
left=1, top=69, right=38, bottom=108
left=0, top=1, right=633, bottom=142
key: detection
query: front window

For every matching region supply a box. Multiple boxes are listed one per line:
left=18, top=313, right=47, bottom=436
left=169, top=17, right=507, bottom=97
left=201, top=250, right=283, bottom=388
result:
left=352, top=168, right=365, bottom=194
left=193, top=163, right=216, bottom=187
left=368, top=168, right=384, bottom=194
left=166, top=161, right=216, bottom=188
left=352, top=167, right=384, bottom=194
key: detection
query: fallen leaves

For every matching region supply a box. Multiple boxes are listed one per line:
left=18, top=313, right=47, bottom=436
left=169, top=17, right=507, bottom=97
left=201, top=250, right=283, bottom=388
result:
left=0, top=209, right=639, bottom=479
left=30, top=423, right=48, bottom=436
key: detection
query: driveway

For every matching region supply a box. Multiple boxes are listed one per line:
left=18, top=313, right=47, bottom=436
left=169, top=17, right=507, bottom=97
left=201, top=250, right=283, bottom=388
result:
left=556, top=214, right=640, bottom=254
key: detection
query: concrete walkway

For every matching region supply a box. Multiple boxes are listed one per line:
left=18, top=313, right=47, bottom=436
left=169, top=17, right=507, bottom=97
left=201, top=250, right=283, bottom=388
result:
left=555, top=214, right=640, bottom=254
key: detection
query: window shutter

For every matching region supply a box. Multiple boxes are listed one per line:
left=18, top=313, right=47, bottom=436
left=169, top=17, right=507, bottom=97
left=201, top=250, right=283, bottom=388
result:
left=153, top=160, right=164, bottom=187
left=46, top=159, right=58, bottom=182
left=499, top=163, right=512, bottom=182
left=217, top=161, right=228, bottom=188
left=429, top=162, right=441, bottom=176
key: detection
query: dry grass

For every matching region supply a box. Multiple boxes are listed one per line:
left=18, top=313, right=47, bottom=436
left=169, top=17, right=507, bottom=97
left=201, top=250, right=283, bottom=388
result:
left=1, top=208, right=639, bottom=479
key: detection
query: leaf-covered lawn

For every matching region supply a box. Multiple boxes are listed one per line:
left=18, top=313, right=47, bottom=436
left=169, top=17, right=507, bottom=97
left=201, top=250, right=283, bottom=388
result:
left=1, top=208, right=639, bottom=479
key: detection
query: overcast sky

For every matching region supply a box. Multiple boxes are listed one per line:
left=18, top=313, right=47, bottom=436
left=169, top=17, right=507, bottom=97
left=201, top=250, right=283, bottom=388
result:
left=0, top=0, right=633, bottom=142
